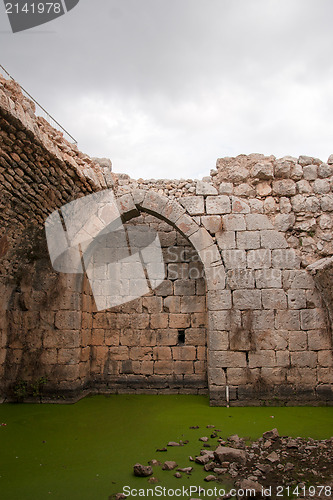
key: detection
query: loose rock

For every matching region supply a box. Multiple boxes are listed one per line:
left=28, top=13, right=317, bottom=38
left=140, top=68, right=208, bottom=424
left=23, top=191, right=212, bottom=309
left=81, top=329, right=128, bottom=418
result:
left=133, top=463, right=153, bottom=477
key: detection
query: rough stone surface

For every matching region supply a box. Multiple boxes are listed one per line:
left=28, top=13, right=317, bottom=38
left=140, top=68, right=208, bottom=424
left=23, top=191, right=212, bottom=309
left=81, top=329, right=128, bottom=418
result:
left=0, top=73, right=332, bottom=407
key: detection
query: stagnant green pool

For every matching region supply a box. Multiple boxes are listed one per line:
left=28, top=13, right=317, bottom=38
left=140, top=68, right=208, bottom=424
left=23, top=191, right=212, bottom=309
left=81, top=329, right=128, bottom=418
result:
left=0, top=395, right=332, bottom=500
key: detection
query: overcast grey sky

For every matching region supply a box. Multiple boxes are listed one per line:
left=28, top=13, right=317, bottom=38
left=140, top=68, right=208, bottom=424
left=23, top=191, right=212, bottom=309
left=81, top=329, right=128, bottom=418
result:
left=1, top=0, right=333, bottom=179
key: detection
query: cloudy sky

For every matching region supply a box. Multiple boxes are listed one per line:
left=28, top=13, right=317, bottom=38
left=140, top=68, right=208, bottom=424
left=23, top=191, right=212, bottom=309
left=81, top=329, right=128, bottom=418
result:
left=1, top=0, right=333, bottom=179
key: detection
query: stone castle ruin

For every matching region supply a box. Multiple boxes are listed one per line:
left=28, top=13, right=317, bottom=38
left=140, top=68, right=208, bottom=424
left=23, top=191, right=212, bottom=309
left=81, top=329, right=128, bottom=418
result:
left=0, top=74, right=332, bottom=405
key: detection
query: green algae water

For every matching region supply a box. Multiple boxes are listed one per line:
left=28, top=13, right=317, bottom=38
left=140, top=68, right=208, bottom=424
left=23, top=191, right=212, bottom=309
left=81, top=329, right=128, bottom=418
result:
left=0, top=395, right=332, bottom=500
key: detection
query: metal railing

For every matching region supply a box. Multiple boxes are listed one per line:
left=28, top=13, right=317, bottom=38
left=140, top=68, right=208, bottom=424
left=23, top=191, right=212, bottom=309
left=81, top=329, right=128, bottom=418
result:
left=0, top=63, right=77, bottom=145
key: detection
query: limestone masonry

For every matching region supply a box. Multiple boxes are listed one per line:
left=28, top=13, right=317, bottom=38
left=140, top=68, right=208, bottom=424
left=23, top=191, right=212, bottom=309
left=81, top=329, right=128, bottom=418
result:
left=0, top=73, right=332, bottom=405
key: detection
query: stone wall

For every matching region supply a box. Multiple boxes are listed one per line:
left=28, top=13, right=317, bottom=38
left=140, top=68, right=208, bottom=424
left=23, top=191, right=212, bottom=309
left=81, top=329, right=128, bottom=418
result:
left=0, top=72, right=332, bottom=405
left=88, top=212, right=207, bottom=393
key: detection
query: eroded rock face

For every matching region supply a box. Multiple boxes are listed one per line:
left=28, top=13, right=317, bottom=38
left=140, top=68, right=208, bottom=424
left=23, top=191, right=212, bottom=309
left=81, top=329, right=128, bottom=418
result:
left=133, top=463, right=153, bottom=477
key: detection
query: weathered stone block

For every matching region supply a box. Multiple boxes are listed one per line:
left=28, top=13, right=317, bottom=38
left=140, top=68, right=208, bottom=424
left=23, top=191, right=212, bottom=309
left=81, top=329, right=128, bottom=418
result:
left=222, top=249, right=247, bottom=269
left=317, top=368, right=333, bottom=384
left=313, top=179, right=330, bottom=194
left=321, top=194, right=333, bottom=211
left=116, top=193, right=139, bottom=220
left=207, top=290, right=232, bottom=310
left=206, top=195, right=231, bottom=214
left=44, top=330, right=80, bottom=349
left=191, top=312, right=207, bottom=327
left=290, top=351, right=317, bottom=368
left=252, top=310, right=274, bottom=330
left=174, top=280, right=195, bottom=296
left=247, top=249, right=271, bottom=269
left=196, top=181, right=218, bottom=195
left=187, top=261, right=203, bottom=282
left=174, top=361, right=194, bottom=375
left=307, top=330, right=331, bottom=350
left=254, top=330, right=288, bottom=350
left=317, top=350, right=333, bottom=367
left=229, top=328, right=252, bottom=351
left=236, top=231, right=260, bottom=249
left=287, top=290, right=307, bottom=310
left=91, top=329, right=105, bottom=345
left=196, top=277, right=206, bottom=295
left=201, top=215, right=222, bottom=234
left=142, top=296, right=163, bottom=313
left=155, top=281, right=173, bottom=296
left=141, top=190, right=168, bottom=215
left=303, top=164, right=317, bottom=180
left=248, top=350, right=276, bottom=368
left=272, top=249, right=301, bottom=269
left=227, top=367, right=258, bottom=385
left=131, top=313, right=150, bottom=329
left=251, top=162, right=274, bottom=180
left=216, top=231, right=236, bottom=250
left=205, top=264, right=226, bottom=290
left=162, top=199, right=186, bottom=224
left=169, top=314, right=191, bottom=328
left=232, top=197, right=250, bottom=214
left=58, top=348, right=79, bottom=364
left=289, top=331, right=307, bottom=351
left=245, top=214, right=273, bottom=230
left=227, top=269, right=255, bottom=289
left=163, top=296, right=181, bottom=313
left=233, top=290, right=262, bottom=309
left=275, top=310, right=300, bottom=330
left=153, top=346, right=172, bottom=360
left=261, top=367, right=287, bottom=384
left=197, top=244, right=222, bottom=267
left=208, top=310, right=231, bottom=330
left=134, top=330, right=156, bottom=347
left=150, top=314, right=169, bottom=329
left=156, top=329, right=178, bottom=345
left=120, top=329, right=140, bottom=346
left=282, top=270, right=314, bottom=289
left=208, top=330, right=229, bottom=350
left=209, top=367, right=226, bottom=385
left=219, top=182, right=233, bottom=194
left=168, top=263, right=189, bottom=280
left=223, top=214, right=246, bottom=231
left=262, top=289, right=287, bottom=309
left=318, top=162, right=333, bottom=178
left=177, top=213, right=199, bottom=236
left=276, top=351, right=290, bottom=367
left=255, top=269, right=282, bottom=288
left=210, top=350, right=247, bottom=368
left=141, top=360, right=154, bottom=375
left=260, top=230, right=288, bottom=249
left=273, top=213, right=295, bottom=232
left=129, top=347, right=152, bottom=361
left=179, top=196, right=205, bottom=215
left=185, top=328, right=206, bottom=346
left=272, top=179, right=296, bottom=196
left=256, top=182, right=272, bottom=196
left=287, top=367, right=317, bottom=385
left=172, top=346, right=196, bottom=360
left=180, top=296, right=206, bottom=313
left=40, top=348, right=57, bottom=365
left=300, top=308, right=327, bottom=330
left=154, top=361, right=174, bottom=375
left=108, top=346, right=129, bottom=361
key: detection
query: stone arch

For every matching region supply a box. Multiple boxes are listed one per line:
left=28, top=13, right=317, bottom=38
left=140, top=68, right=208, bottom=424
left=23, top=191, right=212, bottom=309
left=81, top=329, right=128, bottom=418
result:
left=114, top=189, right=228, bottom=401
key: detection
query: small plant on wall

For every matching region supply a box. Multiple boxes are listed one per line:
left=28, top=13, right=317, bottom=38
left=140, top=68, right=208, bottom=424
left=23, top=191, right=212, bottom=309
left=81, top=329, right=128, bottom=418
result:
left=13, top=376, right=48, bottom=402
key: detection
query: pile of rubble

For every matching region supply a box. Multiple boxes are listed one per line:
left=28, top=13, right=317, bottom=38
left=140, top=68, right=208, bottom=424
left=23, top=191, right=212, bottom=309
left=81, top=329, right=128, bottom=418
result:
left=126, top=427, right=332, bottom=499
